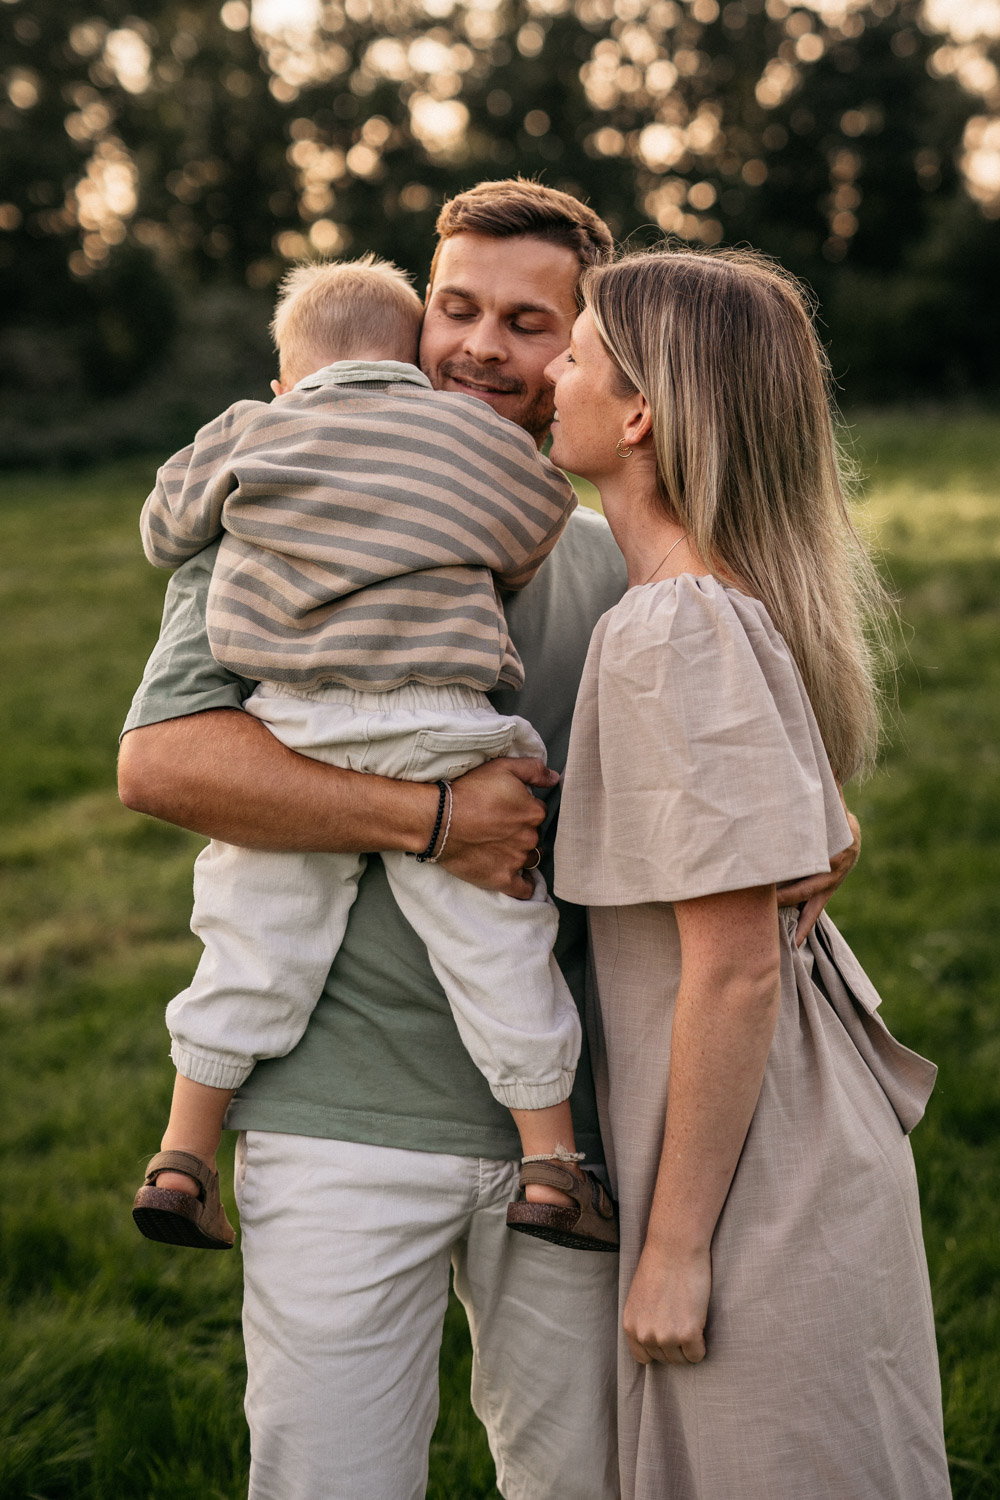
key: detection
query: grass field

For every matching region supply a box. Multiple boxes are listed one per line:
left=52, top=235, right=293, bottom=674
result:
left=1, top=413, right=999, bottom=1497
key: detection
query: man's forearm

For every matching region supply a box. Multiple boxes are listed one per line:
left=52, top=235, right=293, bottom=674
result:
left=118, top=709, right=557, bottom=896
left=118, top=709, right=439, bottom=852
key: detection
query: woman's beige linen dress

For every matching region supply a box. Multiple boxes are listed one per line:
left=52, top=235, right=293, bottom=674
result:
left=555, top=575, right=950, bottom=1500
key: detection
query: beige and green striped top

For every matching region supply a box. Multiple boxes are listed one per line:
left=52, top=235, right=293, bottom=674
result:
left=140, top=362, right=577, bottom=693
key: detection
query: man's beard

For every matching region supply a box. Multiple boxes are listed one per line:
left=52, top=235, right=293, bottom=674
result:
left=432, top=359, right=555, bottom=445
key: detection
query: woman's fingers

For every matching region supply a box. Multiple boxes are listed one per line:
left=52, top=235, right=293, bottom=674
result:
left=680, top=1330, right=706, bottom=1364
left=623, top=1243, right=712, bottom=1367
left=777, top=808, right=861, bottom=932
left=625, top=1330, right=652, bottom=1366
left=624, top=1298, right=709, bottom=1366
left=626, top=1334, right=706, bottom=1366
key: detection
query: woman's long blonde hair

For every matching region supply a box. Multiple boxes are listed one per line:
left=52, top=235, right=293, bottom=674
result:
left=582, top=246, right=892, bottom=782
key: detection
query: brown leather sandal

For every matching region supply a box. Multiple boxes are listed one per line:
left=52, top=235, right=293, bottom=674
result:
left=506, top=1159, right=619, bottom=1253
left=132, top=1150, right=235, bottom=1250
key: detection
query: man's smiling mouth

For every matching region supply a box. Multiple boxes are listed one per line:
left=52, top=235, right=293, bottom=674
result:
left=441, top=366, right=523, bottom=398
left=453, top=377, right=508, bottom=394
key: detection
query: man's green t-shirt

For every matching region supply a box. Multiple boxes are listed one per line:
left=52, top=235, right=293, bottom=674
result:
left=123, top=506, right=627, bottom=1161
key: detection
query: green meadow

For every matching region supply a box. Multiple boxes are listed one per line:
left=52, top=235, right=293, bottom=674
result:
left=1, top=414, right=999, bottom=1497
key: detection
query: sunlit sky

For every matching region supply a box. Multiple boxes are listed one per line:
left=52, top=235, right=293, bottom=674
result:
left=923, top=0, right=1000, bottom=42
left=252, top=0, right=1000, bottom=38
left=243, top=0, right=1000, bottom=233
left=8, top=0, right=1000, bottom=276
left=252, top=0, right=322, bottom=35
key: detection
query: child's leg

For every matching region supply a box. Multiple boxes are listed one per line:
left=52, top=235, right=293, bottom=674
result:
left=381, top=853, right=585, bottom=1208
left=137, top=688, right=376, bottom=1240
left=166, top=842, right=366, bottom=1091
left=153, top=1073, right=235, bottom=1196
left=508, top=1100, right=584, bottom=1208
left=325, top=690, right=607, bottom=1227
left=136, top=841, right=363, bottom=1243
left=133, top=1072, right=238, bottom=1248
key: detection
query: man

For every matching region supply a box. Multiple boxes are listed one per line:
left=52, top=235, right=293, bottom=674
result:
left=119, top=180, right=856, bottom=1499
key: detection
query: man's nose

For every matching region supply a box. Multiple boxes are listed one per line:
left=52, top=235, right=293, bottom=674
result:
left=462, top=315, right=507, bottom=365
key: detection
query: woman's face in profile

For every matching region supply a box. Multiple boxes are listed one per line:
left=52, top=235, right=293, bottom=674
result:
left=544, top=310, right=636, bottom=482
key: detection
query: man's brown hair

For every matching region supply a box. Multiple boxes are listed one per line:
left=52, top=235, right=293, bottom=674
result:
left=429, top=178, right=613, bottom=296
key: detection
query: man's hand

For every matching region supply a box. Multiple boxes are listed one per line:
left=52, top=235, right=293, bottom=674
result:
left=438, top=757, right=559, bottom=899
left=119, top=714, right=560, bottom=897
left=776, top=809, right=861, bottom=946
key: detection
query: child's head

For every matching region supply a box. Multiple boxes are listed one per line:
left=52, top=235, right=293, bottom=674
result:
left=270, top=255, right=423, bottom=389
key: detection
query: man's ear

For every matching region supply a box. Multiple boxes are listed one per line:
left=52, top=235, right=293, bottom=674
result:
left=622, top=393, right=653, bottom=449
left=270, top=378, right=289, bottom=397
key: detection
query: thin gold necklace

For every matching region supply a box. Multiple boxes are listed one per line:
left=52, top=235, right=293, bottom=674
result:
left=641, top=533, right=688, bottom=586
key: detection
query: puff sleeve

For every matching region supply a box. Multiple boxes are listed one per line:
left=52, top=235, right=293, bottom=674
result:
left=554, top=575, right=853, bottom=907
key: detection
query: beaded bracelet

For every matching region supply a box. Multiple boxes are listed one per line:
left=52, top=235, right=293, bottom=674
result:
left=414, top=779, right=450, bottom=863
left=425, top=781, right=454, bottom=864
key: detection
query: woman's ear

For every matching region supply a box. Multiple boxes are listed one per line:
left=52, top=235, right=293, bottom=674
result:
left=622, top=393, right=653, bottom=449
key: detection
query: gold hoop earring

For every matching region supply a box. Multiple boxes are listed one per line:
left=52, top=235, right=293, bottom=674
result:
left=615, top=438, right=633, bottom=458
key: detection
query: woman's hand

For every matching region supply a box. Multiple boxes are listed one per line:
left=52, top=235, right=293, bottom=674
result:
left=623, top=1241, right=712, bottom=1367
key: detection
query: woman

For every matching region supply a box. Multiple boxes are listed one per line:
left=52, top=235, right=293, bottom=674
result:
left=546, top=249, right=951, bottom=1499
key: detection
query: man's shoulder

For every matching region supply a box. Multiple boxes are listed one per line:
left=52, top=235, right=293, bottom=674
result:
left=505, top=503, right=626, bottom=640
left=548, top=504, right=626, bottom=593
left=562, top=502, right=618, bottom=547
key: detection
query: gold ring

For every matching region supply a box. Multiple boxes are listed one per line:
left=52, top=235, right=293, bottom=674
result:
left=523, top=848, right=541, bottom=871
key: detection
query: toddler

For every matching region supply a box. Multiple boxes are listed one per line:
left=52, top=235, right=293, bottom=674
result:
left=131, top=257, right=618, bottom=1255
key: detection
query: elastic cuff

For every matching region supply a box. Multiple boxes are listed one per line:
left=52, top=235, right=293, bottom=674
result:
left=170, top=1041, right=253, bottom=1090
left=489, top=1069, right=575, bottom=1111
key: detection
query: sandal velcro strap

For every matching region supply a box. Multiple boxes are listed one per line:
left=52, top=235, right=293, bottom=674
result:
left=517, top=1161, right=580, bottom=1196
left=517, top=1162, right=616, bottom=1221
left=507, top=1162, right=620, bottom=1252
left=133, top=1151, right=235, bottom=1251
left=142, top=1150, right=214, bottom=1202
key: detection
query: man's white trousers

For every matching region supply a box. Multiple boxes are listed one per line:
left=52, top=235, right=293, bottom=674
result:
left=236, top=1131, right=619, bottom=1500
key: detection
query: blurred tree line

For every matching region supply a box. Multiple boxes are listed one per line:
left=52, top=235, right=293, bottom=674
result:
left=2, top=0, right=999, bottom=463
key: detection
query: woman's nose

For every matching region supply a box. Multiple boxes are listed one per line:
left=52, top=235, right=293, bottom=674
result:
left=543, top=351, right=565, bottom=386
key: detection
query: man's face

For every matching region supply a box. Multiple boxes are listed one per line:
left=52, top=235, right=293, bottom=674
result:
left=419, top=232, right=581, bottom=445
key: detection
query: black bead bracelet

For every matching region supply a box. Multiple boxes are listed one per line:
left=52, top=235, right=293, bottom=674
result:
left=414, top=779, right=449, bottom=863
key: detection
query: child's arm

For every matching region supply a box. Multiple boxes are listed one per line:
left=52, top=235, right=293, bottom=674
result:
left=139, top=402, right=259, bottom=569
left=494, top=449, right=578, bottom=594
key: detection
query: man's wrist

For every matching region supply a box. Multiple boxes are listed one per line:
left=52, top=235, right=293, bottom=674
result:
left=387, top=777, right=445, bottom=855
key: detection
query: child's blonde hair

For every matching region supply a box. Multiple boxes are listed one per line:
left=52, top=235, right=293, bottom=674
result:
left=270, top=255, right=423, bottom=384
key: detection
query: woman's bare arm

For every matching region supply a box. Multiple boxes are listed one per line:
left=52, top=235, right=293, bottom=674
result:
left=622, top=885, right=782, bottom=1367
left=118, top=709, right=556, bottom=896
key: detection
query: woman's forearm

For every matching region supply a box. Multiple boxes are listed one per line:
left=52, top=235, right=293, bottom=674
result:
left=645, top=960, right=780, bottom=1257
left=623, top=886, right=781, bottom=1367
